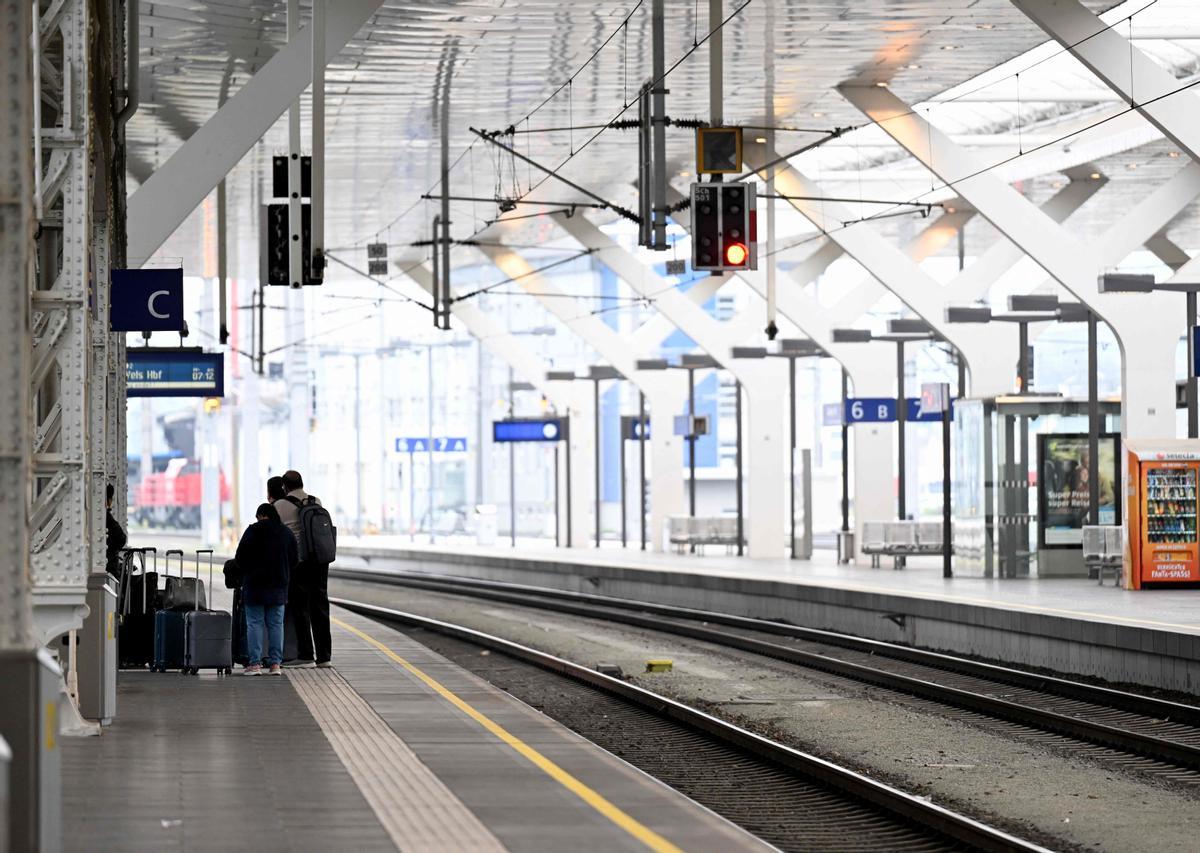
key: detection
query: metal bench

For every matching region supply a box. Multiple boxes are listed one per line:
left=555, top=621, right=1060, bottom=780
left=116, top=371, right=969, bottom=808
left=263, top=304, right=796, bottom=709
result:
left=1083, top=525, right=1123, bottom=586
left=861, top=520, right=948, bottom=568
left=667, top=515, right=743, bottom=554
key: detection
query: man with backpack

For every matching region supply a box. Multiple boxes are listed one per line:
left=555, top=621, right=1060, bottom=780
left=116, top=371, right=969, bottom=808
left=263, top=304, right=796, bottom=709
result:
left=276, top=470, right=336, bottom=668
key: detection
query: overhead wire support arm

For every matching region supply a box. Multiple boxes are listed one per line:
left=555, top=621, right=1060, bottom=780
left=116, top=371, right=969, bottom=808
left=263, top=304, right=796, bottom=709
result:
left=420, top=194, right=609, bottom=210
left=470, top=127, right=643, bottom=224
left=325, top=251, right=435, bottom=313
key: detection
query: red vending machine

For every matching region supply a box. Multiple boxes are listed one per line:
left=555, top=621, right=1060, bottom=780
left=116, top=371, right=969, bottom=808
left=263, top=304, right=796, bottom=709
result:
left=1125, top=440, right=1200, bottom=588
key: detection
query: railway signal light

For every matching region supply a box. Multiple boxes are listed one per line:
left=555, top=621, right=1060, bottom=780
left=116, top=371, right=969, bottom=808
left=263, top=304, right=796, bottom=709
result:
left=690, top=182, right=757, bottom=272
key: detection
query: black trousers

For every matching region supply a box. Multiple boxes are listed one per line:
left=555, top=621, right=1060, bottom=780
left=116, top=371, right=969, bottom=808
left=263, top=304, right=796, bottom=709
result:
left=308, top=562, right=331, bottom=663
left=285, top=565, right=314, bottom=662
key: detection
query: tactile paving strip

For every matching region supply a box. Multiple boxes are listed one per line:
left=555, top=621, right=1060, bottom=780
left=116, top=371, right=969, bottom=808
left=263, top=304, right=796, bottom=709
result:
left=288, top=668, right=506, bottom=853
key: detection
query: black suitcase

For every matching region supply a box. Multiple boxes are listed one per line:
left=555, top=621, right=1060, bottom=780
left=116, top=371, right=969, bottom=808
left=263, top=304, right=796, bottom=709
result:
left=183, top=550, right=232, bottom=675
left=152, top=550, right=191, bottom=672
left=117, top=548, right=158, bottom=668
left=232, top=588, right=271, bottom=667
left=162, top=549, right=206, bottom=610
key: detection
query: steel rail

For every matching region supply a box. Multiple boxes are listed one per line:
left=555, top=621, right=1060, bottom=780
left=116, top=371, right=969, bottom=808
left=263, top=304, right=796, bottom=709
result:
left=332, top=596, right=1048, bottom=853
left=329, top=567, right=1200, bottom=770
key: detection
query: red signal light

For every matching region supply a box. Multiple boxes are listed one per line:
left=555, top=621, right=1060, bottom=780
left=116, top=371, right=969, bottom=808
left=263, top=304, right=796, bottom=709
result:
left=724, top=242, right=749, bottom=266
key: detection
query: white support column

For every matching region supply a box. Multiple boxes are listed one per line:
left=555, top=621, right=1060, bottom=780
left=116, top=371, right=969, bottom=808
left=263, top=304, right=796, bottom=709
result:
left=1014, top=0, right=1200, bottom=162
left=127, top=0, right=386, bottom=263
left=552, top=213, right=790, bottom=559
left=477, top=244, right=689, bottom=552
left=403, top=265, right=593, bottom=548
left=840, top=83, right=1200, bottom=438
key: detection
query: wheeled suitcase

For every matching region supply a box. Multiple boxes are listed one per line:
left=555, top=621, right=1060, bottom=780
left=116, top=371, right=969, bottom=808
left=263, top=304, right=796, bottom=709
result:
left=117, top=547, right=158, bottom=668
left=152, top=550, right=190, bottom=672
left=162, top=549, right=206, bottom=610
left=183, top=550, right=232, bottom=675
left=232, top=588, right=271, bottom=667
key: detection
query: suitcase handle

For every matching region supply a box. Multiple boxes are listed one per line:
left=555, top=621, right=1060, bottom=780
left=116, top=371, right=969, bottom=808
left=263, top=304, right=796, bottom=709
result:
left=193, top=549, right=214, bottom=609
left=165, top=549, right=184, bottom=579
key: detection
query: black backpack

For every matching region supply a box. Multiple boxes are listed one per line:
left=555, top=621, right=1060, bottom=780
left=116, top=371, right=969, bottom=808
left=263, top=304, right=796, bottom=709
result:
left=286, top=495, right=337, bottom=564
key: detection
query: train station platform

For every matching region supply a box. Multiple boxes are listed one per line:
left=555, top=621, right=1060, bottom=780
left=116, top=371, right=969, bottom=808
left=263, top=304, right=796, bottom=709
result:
left=60, top=604, right=767, bottom=852
left=334, top=540, right=1200, bottom=696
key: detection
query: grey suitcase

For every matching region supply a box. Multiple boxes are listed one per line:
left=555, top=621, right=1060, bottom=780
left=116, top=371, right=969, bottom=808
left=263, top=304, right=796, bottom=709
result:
left=182, top=550, right=233, bottom=675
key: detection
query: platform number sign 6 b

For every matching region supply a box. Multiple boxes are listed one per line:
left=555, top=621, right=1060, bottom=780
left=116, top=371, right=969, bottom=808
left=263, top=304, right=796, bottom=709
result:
left=844, top=398, right=897, bottom=424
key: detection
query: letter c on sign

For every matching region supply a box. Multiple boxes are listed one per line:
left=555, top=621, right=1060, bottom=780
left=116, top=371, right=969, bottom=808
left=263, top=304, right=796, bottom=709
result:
left=148, top=290, right=171, bottom=319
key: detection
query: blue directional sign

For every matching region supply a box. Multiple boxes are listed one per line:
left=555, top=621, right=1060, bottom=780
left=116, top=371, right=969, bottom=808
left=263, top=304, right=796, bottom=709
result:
left=844, top=397, right=954, bottom=424
left=395, top=437, right=428, bottom=453
left=844, top=398, right=896, bottom=423
left=111, top=268, right=185, bottom=332
left=126, top=350, right=223, bottom=398
left=493, top=418, right=567, bottom=443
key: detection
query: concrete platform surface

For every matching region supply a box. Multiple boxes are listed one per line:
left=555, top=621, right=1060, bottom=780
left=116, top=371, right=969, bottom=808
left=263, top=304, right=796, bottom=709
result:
left=62, top=602, right=768, bottom=852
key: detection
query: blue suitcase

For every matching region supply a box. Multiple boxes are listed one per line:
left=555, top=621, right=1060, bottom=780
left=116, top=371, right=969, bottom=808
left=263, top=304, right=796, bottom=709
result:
left=152, top=550, right=193, bottom=673
left=152, top=610, right=187, bottom=672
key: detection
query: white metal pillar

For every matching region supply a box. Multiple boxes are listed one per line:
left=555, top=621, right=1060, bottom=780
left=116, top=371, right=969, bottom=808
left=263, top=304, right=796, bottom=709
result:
left=31, top=0, right=94, bottom=644
left=553, top=213, right=789, bottom=559
left=840, top=83, right=1200, bottom=438
left=0, top=0, right=35, bottom=654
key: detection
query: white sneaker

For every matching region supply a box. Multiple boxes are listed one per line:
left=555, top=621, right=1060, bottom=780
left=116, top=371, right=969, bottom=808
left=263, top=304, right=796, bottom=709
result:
left=243, top=665, right=263, bottom=676
left=316, top=661, right=333, bottom=669
left=281, top=659, right=315, bottom=669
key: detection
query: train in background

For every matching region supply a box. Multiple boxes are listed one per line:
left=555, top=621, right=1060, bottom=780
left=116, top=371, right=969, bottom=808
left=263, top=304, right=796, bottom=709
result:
left=126, top=409, right=230, bottom=530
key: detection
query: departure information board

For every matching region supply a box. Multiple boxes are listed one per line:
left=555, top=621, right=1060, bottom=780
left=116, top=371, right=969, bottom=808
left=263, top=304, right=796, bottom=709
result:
left=126, top=350, right=224, bottom=398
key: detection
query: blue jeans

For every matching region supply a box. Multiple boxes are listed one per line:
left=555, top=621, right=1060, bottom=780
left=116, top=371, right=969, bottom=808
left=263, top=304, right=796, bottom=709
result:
left=245, top=604, right=285, bottom=667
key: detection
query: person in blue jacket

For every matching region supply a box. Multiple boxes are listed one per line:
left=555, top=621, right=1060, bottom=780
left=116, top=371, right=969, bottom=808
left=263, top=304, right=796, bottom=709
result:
left=234, top=503, right=297, bottom=675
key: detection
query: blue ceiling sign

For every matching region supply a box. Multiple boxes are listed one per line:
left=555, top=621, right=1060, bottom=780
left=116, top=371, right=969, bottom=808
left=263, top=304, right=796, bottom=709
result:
left=844, top=397, right=955, bottom=424
left=110, top=268, right=185, bottom=332
left=493, top=418, right=567, bottom=443
left=126, top=350, right=223, bottom=398
left=395, top=437, right=468, bottom=453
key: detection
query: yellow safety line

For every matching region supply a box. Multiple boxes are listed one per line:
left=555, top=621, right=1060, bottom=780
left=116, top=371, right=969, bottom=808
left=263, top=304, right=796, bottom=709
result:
left=332, top=616, right=685, bottom=853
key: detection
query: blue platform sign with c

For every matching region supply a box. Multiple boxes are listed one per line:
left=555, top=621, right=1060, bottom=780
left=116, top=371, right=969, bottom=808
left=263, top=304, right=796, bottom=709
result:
left=110, top=268, right=185, bottom=332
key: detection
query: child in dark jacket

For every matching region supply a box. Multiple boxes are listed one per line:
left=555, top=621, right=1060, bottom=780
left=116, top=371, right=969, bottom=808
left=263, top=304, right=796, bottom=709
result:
left=234, top=503, right=298, bottom=675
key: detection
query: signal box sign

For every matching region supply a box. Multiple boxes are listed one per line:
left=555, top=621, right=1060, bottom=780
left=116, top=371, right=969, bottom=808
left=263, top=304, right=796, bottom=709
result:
left=696, top=127, right=743, bottom=174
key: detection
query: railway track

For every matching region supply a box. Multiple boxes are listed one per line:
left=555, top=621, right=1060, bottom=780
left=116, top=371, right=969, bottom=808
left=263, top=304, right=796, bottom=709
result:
left=330, top=567, right=1200, bottom=783
left=334, top=596, right=1050, bottom=853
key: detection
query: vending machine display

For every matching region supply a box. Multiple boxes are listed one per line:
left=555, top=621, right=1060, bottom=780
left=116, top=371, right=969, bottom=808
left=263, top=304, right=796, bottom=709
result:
left=1125, top=440, right=1200, bottom=588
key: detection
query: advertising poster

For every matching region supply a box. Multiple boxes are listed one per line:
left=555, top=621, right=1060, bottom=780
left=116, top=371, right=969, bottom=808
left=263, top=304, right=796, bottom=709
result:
left=1037, top=433, right=1120, bottom=548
